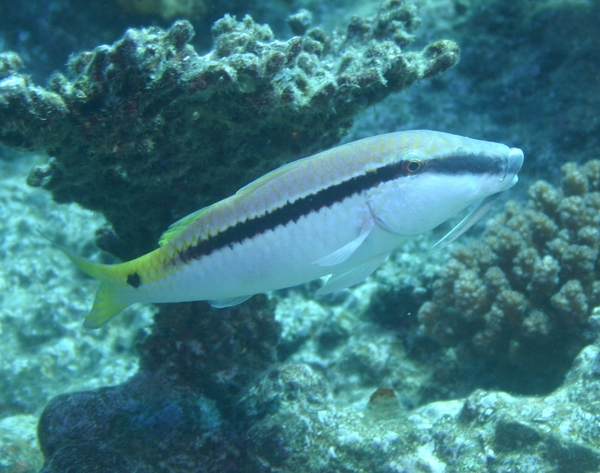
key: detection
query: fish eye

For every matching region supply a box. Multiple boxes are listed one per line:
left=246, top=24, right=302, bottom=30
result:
left=403, top=158, right=423, bottom=174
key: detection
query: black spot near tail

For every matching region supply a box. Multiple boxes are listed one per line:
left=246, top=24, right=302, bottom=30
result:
left=127, top=272, right=141, bottom=288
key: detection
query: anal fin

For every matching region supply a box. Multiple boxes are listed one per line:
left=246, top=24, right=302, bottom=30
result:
left=208, top=295, right=253, bottom=308
left=316, top=253, right=389, bottom=296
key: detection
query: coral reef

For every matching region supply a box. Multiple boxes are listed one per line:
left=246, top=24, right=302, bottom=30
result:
left=0, top=415, right=43, bottom=473
left=0, top=52, right=24, bottom=79
left=38, top=298, right=279, bottom=472
left=38, top=372, right=241, bottom=473
left=418, top=160, right=600, bottom=385
left=38, top=312, right=600, bottom=472
left=0, top=2, right=459, bottom=259
left=2, top=1, right=600, bottom=472
left=139, top=297, right=280, bottom=411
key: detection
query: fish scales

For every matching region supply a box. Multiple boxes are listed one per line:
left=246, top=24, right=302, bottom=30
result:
left=158, top=197, right=364, bottom=304
left=54, top=130, right=524, bottom=327
left=191, top=136, right=393, bottom=240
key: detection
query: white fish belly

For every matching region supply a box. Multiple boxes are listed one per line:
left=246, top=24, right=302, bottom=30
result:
left=139, top=194, right=400, bottom=303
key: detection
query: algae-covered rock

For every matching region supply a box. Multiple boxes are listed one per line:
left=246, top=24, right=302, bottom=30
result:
left=38, top=318, right=600, bottom=472
left=38, top=298, right=280, bottom=472
left=0, top=415, right=43, bottom=473
left=138, top=297, right=280, bottom=411
left=38, top=372, right=244, bottom=472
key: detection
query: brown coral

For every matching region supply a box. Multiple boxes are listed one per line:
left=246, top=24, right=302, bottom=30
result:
left=418, top=160, right=600, bottom=381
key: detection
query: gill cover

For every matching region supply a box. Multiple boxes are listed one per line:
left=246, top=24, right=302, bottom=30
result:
left=366, top=137, right=522, bottom=237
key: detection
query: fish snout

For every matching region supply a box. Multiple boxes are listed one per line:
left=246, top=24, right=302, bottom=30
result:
left=505, top=147, right=524, bottom=183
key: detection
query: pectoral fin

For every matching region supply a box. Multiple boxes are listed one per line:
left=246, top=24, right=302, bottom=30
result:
left=316, top=253, right=389, bottom=295
left=430, top=191, right=505, bottom=252
left=314, top=219, right=374, bottom=267
left=209, top=295, right=253, bottom=308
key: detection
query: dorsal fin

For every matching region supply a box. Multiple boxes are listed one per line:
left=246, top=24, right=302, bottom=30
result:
left=159, top=155, right=314, bottom=246
left=158, top=207, right=210, bottom=246
left=235, top=155, right=312, bottom=197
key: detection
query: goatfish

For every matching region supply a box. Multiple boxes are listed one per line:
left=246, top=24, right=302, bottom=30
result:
left=60, top=130, right=523, bottom=328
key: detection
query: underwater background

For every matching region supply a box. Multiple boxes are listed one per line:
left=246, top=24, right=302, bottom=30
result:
left=1, top=0, right=600, bottom=471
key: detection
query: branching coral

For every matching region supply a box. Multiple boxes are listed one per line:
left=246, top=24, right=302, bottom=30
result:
left=418, top=160, right=600, bottom=381
left=0, top=1, right=459, bottom=259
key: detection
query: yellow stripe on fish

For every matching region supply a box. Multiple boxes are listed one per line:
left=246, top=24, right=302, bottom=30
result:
left=58, top=130, right=524, bottom=328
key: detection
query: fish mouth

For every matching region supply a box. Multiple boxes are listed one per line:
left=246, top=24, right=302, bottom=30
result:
left=504, top=147, right=524, bottom=184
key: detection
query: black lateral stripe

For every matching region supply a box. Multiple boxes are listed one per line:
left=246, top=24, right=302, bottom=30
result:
left=178, top=152, right=502, bottom=263
left=179, top=160, right=407, bottom=263
left=427, top=153, right=504, bottom=175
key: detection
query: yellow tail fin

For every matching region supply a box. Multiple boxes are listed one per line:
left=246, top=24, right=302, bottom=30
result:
left=84, top=282, right=131, bottom=328
left=49, top=240, right=134, bottom=328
